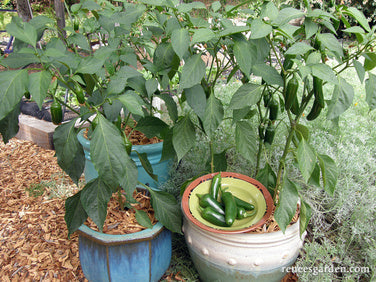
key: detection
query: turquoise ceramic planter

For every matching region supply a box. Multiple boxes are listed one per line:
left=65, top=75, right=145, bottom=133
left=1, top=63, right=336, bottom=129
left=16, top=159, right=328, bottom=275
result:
left=77, top=130, right=172, bottom=187
left=77, top=222, right=172, bottom=282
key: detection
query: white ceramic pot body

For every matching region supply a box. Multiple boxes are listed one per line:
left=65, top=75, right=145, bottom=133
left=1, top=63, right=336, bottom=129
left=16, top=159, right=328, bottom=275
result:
left=182, top=215, right=305, bottom=282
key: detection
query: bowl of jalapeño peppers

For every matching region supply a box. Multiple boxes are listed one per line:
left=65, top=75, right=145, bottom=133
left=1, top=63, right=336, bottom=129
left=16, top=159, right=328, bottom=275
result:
left=181, top=172, right=274, bottom=234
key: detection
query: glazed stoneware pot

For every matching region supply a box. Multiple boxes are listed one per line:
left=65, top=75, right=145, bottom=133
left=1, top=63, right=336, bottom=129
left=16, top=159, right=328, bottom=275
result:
left=181, top=172, right=305, bottom=282
left=77, top=130, right=172, bottom=187
left=77, top=222, right=172, bottom=282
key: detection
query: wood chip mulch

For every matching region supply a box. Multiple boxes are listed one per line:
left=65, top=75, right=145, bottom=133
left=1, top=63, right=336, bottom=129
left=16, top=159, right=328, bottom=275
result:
left=0, top=138, right=86, bottom=281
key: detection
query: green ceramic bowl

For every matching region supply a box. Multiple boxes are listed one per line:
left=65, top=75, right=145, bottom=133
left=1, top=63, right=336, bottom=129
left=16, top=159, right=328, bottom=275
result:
left=184, top=172, right=273, bottom=233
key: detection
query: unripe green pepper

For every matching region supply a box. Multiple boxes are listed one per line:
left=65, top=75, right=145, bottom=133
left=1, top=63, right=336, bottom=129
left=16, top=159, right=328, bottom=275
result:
left=233, top=196, right=255, bottom=211
left=197, top=193, right=225, bottom=215
left=210, top=173, right=221, bottom=200
left=50, top=99, right=63, bottom=125
left=285, top=75, right=299, bottom=111
left=199, top=206, right=229, bottom=227
left=313, top=76, right=325, bottom=108
left=263, top=90, right=272, bottom=107
left=24, top=91, right=31, bottom=99
left=306, top=99, right=323, bottom=121
left=236, top=207, right=257, bottom=219
left=221, top=190, right=237, bottom=226
left=258, top=124, right=265, bottom=140
left=122, top=132, right=132, bottom=155
left=268, top=98, right=279, bottom=121
left=264, top=123, right=275, bottom=145
left=75, top=88, right=85, bottom=105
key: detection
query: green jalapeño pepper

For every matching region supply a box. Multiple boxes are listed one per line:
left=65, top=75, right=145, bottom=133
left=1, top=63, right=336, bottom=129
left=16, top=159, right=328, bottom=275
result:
left=313, top=76, right=325, bottom=108
left=264, top=123, right=275, bottom=146
left=197, top=193, right=225, bottom=215
left=210, top=173, right=221, bottom=200
left=75, top=87, right=85, bottom=105
left=233, top=196, right=255, bottom=211
left=236, top=207, right=257, bottom=219
left=268, top=98, right=279, bottom=121
left=199, top=206, right=228, bottom=227
left=285, top=75, right=299, bottom=111
left=122, top=132, right=132, bottom=155
left=50, top=99, right=63, bottom=125
left=24, top=91, right=31, bottom=99
left=306, top=99, right=323, bottom=121
left=221, top=190, right=237, bottom=226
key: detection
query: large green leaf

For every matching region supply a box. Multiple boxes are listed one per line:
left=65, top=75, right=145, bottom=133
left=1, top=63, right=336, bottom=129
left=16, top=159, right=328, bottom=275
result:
left=29, top=71, right=52, bottom=109
left=343, top=7, right=371, bottom=32
left=180, top=54, right=206, bottom=89
left=296, top=139, right=316, bottom=183
left=172, top=116, right=196, bottom=161
left=53, top=119, right=85, bottom=185
left=327, top=77, right=354, bottom=120
left=90, top=115, right=138, bottom=195
left=118, top=4, right=146, bottom=29
left=285, top=42, right=314, bottom=56
left=304, top=18, right=319, bottom=39
left=206, top=149, right=228, bottom=173
left=317, top=33, right=344, bottom=60
left=171, top=28, right=190, bottom=59
left=184, top=84, right=207, bottom=121
left=80, top=178, right=113, bottom=232
left=76, top=56, right=106, bottom=74
left=158, top=93, right=178, bottom=123
left=274, top=178, right=299, bottom=233
left=134, top=152, right=158, bottom=182
left=310, top=64, right=338, bottom=85
left=203, top=93, right=224, bottom=138
left=67, top=33, right=91, bottom=51
left=65, top=191, right=88, bottom=238
left=255, top=163, right=277, bottom=197
left=134, top=209, right=153, bottom=229
left=233, top=38, right=255, bottom=76
left=253, top=63, right=283, bottom=86
left=117, top=91, right=145, bottom=117
left=250, top=18, right=272, bottom=39
left=191, top=28, right=216, bottom=45
left=299, top=200, right=312, bottom=237
left=228, top=83, right=262, bottom=110
left=148, top=188, right=182, bottom=234
left=317, top=154, right=338, bottom=196
left=235, top=120, right=257, bottom=161
left=271, top=8, right=304, bottom=27
left=353, top=59, right=365, bottom=83
left=0, top=102, right=20, bottom=144
left=153, top=42, right=179, bottom=73
left=0, top=70, right=29, bottom=121
left=135, top=116, right=169, bottom=138
left=6, top=17, right=37, bottom=47
left=365, top=73, right=376, bottom=110
left=363, top=52, right=376, bottom=71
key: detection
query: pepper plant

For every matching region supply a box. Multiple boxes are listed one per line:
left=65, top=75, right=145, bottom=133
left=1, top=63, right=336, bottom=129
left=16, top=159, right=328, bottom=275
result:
left=1, top=0, right=376, bottom=237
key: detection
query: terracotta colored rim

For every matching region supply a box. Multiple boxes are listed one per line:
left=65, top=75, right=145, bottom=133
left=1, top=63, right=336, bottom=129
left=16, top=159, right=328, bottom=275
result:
left=181, top=172, right=274, bottom=234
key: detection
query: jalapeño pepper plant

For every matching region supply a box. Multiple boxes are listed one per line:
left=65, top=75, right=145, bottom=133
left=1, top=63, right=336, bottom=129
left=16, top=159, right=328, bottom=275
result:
left=0, top=0, right=376, bottom=237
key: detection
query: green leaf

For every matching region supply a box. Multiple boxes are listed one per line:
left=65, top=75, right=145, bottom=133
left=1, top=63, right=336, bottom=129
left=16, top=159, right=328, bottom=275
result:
left=91, top=115, right=138, bottom=195
left=135, top=152, right=158, bottom=182
left=0, top=70, right=29, bottom=121
left=271, top=8, right=304, bottom=27
left=304, top=18, right=319, bottom=39
left=260, top=1, right=278, bottom=21
left=297, top=139, right=316, bottom=183
left=1, top=52, right=39, bottom=69
left=343, top=26, right=365, bottom=35
left=160, top=128, right=176, bottom=162
left=145, top=78, right=158, bottom=97
left=211, top=1, right=221, bottom=12
left=158, top=93, right=178, bottom=123
left=180, top=54, right=206, bottom=89
left=343, top=7, right=371, bottom=32
left=184, top=84, right=207, bottom=121
left=29, top=71, right=52, bottom=109
left=134, top=209, right=153, bottom=229
left=363, top=52, right=376, bottom=71
left=285, top=42, right=314, bottom=56
left=235, top=120, right=257, bottom=161
left=76, top=56, right=105, bottom=74
left=250, top=18, right=272, bottom=39
left=317, top=33, right=344, bottom=60
left=171, top=28, right=190, bottom=59
left=294, top=123, right=310, bottom=141
left=135, top=116, right=169, bottom=138
left=317, top=154, right=338, bottom=196
left=327, top=77, right=354, bottom=120
left=117, top=91, right=145, bottom=117
left=53, top=119, right=85, bottom=185
left=65, top=191, right=88, bottom=238
left=67, top=33, right=91, bottom=51
left=299, top=200, right=312, bottom=237
left=255, top=163, right=277, bottom=198
left=172, top=116, right=196, bottom=161
left=0, top=102, right=20, bottom=144
left=228, top=83, right=262, bottom=110
left=233, top=38, right=255, bottom=76
left=308, top=163, right=321, bottom=188
left=274, top=178, right=299, bottom=233
left=206, top=150, right=228, bottom=173
left=153, top=42, right=179, bottom=74
left=253, top=63, right=283, bottom=86
left=81, top=178, right=113, bottom=232
left=365, top=73, right=376, bottom=110
left=6, top=17, right=37, bottom=47
left=148, top=188, right=182, bottom=234
left=353, top=59, right=365, bottom=83
left=310, top=64, right=338, bottom=85
left=118, top=4, right=146, bottom=29
left=191, top=28, right=216, bottom=45
left=203, top=93, right=224, bottom=138
left=217, top=25, right=250, bottom=37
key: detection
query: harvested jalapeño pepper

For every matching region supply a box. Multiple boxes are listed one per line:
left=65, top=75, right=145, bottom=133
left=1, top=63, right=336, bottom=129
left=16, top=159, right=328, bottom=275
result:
left=210, top=173, right=221, bottom=200
left=221, top=190, right=237, bottom=226
left=233, top=196, right=255, bottom=211
left=197, top=193, right=225, bottom=215
left=199, top=206, right=228, bottom=227
left=236, top=207, right=257, bottom=219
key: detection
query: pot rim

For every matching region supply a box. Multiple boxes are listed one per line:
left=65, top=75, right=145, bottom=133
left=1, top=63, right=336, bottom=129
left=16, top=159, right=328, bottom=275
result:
left=77, top=221, right=165, bottom=246
left=181, top=172, right=274, bottom=234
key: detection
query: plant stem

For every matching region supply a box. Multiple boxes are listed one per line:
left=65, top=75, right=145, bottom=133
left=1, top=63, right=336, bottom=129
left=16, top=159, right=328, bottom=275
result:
left=209, top=140, right=214, bottom=173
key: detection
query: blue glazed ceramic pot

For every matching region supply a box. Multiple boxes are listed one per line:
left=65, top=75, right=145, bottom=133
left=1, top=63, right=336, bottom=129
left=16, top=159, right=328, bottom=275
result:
left=77, top=222, right=172, bottom=282
left=77, top=130, right=172, bottom=187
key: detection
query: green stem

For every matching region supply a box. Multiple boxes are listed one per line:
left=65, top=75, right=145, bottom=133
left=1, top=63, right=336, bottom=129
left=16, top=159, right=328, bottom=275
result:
left=209, top=141, right=214, bottom=173
left=117, top=187, right=124, bottom=210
